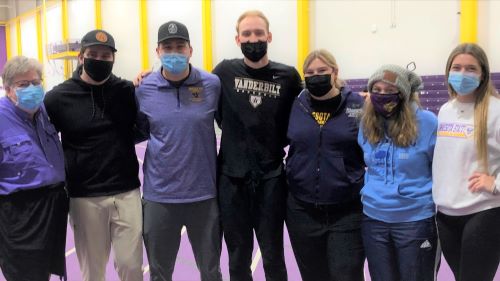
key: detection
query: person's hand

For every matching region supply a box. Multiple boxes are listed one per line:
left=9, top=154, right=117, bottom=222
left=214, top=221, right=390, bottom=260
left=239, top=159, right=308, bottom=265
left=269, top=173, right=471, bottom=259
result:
left=359, top=91, right=370, bottom=100
left=133, top=70, right=152, bottom=87
left=468, top=172, right=496, bottom=193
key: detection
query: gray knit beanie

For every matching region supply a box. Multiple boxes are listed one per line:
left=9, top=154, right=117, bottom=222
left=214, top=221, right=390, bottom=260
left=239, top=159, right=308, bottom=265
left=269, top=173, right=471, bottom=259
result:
left=367, top=64, right=423, bottom=101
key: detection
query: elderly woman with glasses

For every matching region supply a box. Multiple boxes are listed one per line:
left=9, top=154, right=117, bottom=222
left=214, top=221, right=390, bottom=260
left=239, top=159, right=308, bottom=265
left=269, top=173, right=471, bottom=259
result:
left=0, top=56, right=68, bottom=281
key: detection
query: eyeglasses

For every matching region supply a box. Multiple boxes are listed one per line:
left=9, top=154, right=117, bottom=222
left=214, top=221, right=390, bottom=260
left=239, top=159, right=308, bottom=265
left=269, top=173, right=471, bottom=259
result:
left=12, top=79, right=43, bottom=89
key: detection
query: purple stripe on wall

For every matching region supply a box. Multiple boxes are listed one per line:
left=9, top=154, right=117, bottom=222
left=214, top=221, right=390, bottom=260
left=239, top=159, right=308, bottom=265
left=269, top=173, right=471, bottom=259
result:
left=0, top=26, right=7, bottom=74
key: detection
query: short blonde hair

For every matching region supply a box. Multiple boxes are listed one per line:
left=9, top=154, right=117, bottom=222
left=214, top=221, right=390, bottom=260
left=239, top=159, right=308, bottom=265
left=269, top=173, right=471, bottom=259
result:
left=236, top=10, right=270, bottom=33
left=303, top=49, right=344, bottom=89
left=2, top=56, right=42, bottom=88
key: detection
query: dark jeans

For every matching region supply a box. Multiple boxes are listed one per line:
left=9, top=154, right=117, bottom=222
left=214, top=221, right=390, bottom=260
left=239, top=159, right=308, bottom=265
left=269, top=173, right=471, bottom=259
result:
left=218, top=173, right=287, bottom=281
left=437, top=207, right=500, bottom=281
left=362, top=215, right=439, bottom=281
left=286, top=194, right=365, bottom=281
left=143, top=198, right=222, bottom=281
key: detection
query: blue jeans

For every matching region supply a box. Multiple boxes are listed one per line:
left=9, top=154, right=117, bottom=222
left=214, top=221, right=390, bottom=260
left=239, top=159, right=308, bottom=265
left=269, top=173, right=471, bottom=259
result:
left=362, top=216, right=440, bottom=281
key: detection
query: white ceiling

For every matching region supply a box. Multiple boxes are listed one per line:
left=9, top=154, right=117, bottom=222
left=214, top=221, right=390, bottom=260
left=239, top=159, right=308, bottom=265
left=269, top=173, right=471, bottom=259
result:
left=0, top=0, right=40, bottom=22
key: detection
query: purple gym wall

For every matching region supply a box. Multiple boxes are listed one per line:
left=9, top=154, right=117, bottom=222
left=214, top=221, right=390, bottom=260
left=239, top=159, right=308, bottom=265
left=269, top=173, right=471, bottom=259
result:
left=0, top=26, right=6, bottom=74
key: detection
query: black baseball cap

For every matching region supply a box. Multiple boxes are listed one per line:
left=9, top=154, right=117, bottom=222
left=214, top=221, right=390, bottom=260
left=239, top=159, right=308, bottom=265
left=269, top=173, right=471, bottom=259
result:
left=81, top=29, right=117, bottom=52
left=157, top=21, right=190, bottom=43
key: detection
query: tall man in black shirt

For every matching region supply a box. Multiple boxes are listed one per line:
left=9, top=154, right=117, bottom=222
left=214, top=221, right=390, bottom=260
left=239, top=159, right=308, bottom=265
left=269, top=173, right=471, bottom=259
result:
left=213, top=10, right=302, bottom=281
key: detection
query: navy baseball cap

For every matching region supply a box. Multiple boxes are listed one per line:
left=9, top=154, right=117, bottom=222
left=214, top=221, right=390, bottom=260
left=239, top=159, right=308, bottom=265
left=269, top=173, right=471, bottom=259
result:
left=157, top=21, right=190, bottom=43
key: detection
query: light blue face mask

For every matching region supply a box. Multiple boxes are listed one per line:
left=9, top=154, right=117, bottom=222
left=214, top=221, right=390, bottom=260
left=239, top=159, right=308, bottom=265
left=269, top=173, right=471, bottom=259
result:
left=448, top=71, right=480, bottom=96
left=160, top=53, right=189, bottom=74
left=15, top=84, right=44, bottom=111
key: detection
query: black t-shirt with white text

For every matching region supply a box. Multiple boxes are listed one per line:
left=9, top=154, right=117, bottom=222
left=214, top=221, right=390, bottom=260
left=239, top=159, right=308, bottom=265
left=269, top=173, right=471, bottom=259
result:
left=213, top=59, right=302, bottom=178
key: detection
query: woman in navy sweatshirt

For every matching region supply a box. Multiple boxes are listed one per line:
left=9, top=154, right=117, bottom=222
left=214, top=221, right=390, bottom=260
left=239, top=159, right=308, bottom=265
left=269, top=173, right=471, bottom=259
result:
left=285, top=49, right=365, bottom=281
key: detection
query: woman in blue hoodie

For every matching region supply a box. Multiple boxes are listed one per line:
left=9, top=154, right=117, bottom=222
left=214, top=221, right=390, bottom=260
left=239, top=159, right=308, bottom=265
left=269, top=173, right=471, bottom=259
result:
left=286, top=49, right=365, bottom=281
left=358, top=65, right=439, bottom=281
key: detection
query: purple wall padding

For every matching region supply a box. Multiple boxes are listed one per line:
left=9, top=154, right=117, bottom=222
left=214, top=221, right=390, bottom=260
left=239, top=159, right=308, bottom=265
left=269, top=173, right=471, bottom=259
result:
left=0, top=26, right=6, bottom=76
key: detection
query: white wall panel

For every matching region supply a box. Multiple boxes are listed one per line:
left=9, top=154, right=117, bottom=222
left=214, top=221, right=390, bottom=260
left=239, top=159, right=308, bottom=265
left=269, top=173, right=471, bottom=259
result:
left=101, top=0, right=141, bottom=80
left=44, top=4, right=65, bottom=91
left=313, top=0, right=459, bottom=79
left=68, top=0, right=95, bottom=41
left=478, top=0, right=500, bottom=73
left=213, top=0, right=298, bottom=69
left=8, top=22, right=17, bottom=57
left=20, top=15, right=37, bottom=59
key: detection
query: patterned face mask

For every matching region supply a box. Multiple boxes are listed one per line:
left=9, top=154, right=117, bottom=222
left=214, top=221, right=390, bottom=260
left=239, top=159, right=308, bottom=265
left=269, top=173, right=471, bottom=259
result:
left=370, top=92, right=402, bottom=118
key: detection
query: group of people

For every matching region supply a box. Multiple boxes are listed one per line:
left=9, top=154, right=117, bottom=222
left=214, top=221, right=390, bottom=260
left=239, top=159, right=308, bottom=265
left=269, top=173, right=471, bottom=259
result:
left=0, top=9, right=499, bottom=281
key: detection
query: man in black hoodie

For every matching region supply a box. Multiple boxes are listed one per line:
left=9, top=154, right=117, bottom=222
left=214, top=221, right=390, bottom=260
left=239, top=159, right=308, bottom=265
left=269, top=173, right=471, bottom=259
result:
left=44, top=30, right=143, bottom=281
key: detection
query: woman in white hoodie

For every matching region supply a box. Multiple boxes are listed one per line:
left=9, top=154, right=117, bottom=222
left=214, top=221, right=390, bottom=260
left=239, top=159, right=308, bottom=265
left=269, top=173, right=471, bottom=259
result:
left=433, top=43, right=500, bottom=281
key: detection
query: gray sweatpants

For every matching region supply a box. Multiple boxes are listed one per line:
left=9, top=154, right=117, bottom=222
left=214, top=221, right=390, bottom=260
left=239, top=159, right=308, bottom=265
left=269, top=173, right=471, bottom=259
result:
left=143, top=198, right=222, bottom=281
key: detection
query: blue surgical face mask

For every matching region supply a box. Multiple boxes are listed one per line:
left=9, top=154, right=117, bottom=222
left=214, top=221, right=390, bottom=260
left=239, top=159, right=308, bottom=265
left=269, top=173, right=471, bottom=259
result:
left=160, top=53, right=189, bottom=74
left=15, top=85, right=45, bottom=111
left=448, top=71, right=480, bottom=96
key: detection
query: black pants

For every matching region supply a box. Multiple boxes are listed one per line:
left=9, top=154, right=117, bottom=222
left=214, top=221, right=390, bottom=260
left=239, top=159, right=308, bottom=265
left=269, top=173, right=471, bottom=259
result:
left=218, top=173, right=287, bottom=281
left=143, top=198, right=222, bottom=281
left=286, top=194, right=365, bottom=281
left=0, top=184, right=69, bottom=281
left=437, top=207, right=500, bottom=281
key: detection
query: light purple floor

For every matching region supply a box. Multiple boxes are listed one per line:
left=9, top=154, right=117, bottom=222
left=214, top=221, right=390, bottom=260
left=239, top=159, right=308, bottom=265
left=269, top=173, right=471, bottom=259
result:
left=2, top=143, right=499, bottom=281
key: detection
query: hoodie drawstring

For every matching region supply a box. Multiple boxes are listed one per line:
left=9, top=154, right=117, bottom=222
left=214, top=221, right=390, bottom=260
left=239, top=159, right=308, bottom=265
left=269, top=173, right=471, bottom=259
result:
left=90, top=86, right=106, bottom=120
left=90, top=87, right=96, bottom=120
left=390, top=141, right=395, bottom=183
left=383, top=142, right=388, bottom=184
left=381, top=136, right=395, bottom=184
left=100, top=87, right=106, bottom=119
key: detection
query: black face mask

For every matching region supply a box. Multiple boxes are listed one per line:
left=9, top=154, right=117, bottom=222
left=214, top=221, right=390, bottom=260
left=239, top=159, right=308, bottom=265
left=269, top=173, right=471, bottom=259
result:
left=84, top=58, right=113, bottom=82
left=305, top=74, right=333, bottom=97
left=241, top=41, right=268, bottom=62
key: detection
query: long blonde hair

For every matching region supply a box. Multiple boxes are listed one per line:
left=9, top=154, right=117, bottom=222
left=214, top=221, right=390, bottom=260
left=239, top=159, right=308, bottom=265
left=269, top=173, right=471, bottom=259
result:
left=445, top=43, right=496, bottom=172
left=361, top=91, right=421, bottom=147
